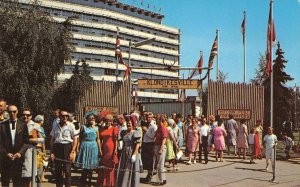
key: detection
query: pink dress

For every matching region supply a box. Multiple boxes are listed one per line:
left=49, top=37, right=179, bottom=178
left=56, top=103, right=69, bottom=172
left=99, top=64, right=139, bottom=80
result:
left=186, top=126, right=200, bottom=153
left=237, top=124, right=248, bottom=149
left=213, top=127, right=227, bottom=151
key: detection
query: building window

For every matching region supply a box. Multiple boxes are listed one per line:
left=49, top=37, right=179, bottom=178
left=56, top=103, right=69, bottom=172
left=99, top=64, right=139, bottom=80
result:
left=104, top=69, right=116, bottom=75
left=140, top=53, right=148, bottom=56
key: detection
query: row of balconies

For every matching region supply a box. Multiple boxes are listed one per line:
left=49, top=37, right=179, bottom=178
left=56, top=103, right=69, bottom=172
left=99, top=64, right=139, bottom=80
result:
left=22, top=0, right=179, bottom=34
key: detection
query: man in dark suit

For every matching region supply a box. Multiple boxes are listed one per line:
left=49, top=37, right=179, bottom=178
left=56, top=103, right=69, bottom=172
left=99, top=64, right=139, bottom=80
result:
left=0, top=105, right=29, bottom=186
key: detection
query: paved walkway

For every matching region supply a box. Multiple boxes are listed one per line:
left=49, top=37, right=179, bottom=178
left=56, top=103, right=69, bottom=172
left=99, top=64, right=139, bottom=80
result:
left=40, top=152, right=300, bottom=187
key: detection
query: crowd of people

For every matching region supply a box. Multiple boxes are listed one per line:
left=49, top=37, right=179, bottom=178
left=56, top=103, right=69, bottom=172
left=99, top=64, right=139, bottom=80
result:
left=0, top=98, right=294, bottom=187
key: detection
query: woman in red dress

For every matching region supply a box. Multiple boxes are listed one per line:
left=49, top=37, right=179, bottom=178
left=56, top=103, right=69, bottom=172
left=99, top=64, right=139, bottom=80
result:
left=99, top=114, right=119, bottom=187
left=254, top=129, right=262, bottom=159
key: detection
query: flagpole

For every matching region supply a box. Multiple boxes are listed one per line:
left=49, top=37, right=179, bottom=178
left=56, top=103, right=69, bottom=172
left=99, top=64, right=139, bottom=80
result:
left=243, top=11, right=247, bottom=83
left=207, top=61, right=210, bottom=118
left=128, top=41, right=132, bottom=113
left=116, top=27, right=120, bottom=82
left=270, top=0, right=274, bottom=128
left=181, top=73, right=185, bottom=116
left=270, top=2, right=276, bottom=182
left=200, top=51, right=203, bottom=79
left=216, top=29, right=219, bottom=81
left=200, top=51, right=203, bottom=117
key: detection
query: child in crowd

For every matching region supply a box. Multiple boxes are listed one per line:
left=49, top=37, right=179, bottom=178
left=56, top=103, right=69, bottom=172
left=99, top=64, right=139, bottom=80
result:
left=282, top=133, right=293, bottom=160
left=254, top=128, right=262, bottom=159
left=248, top=128, right=255, bottom=163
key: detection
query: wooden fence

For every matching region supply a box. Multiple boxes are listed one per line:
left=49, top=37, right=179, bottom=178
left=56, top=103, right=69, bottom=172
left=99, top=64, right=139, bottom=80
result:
left=207, top=81, right=264, bottom=129
left=139, top=101, right=198, bottom=117
left=75, top=80, right=130, bottom=124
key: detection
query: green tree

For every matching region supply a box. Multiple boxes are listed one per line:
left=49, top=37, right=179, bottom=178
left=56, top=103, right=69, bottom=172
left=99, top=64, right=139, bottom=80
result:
left=0, top=1, right=74, bottom=115
left=263, top=42, right=293, bottom=136
left=251, top=54, right=267, bottom=85
left=54, top=59, right=94, bottom=113
left=217, top=70, right=228, bottom=82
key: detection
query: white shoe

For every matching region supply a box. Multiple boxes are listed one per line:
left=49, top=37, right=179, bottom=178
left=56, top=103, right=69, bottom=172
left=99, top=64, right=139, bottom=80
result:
left=186, top=161, right=192, bottom=165
left=193, top=160, right=197, bottom=164
left=265, top=167, right=269, bottom=172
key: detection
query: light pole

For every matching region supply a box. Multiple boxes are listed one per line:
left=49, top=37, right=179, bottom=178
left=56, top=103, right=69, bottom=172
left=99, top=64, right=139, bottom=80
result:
left=128, top=37, right=156, bottom=112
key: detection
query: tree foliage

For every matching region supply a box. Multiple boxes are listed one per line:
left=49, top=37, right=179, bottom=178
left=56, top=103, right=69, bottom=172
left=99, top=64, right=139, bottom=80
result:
left=250, top=54, right=267, bottom=85
left=217, top=70, right=228, bottom=82
left=54, top=59, right=94, bottom=113
left=0, top=1, right=74, bottom=115
left=263, top=42, right=293, bottom=136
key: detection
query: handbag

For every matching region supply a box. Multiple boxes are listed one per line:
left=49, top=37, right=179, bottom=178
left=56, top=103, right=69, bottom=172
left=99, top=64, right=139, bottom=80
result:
left=176, top=150, right=183, bottom=160
left=292, top=143, right=300, bottom=153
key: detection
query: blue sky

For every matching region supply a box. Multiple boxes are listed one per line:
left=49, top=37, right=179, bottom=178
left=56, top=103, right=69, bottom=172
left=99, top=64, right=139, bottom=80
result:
left=121, top=0, right=300, bottom=88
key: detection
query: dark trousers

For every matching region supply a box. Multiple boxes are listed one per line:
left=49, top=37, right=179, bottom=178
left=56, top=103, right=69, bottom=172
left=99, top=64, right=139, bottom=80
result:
left=285, top=146, right=291, bottom=158
left=1, top=158, right=23, bottom=187
left=141, top=142, right=154, bottom=176
left=54, top=143, right=72, bottom=187
left=199, top=136, right=208, bottom=162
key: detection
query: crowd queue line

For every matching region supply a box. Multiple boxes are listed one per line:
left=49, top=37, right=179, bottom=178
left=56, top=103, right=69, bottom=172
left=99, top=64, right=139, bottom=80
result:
left=0, top=98, right=291, bottom=187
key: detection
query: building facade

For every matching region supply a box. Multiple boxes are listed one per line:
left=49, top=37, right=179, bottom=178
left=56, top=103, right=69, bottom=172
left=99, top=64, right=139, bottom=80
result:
left=20, top=0, right=180, bottom=102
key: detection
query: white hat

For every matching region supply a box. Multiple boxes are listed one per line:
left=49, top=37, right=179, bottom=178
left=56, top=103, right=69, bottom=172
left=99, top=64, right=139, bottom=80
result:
left=167, top=119, right=175, bottom=126
left=34, top=115, right=44, bottom=122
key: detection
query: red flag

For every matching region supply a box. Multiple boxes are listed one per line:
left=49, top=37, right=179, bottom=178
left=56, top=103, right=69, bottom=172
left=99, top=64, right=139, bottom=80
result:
left=115, top=35, right=131, bottom=80
left=266, top=2, right=276, bottom=77
left=123, top=64, right=132, bottom=80
left=208, top=35, right=218, bottom=68
left=188, top=54, right=203, bottom=79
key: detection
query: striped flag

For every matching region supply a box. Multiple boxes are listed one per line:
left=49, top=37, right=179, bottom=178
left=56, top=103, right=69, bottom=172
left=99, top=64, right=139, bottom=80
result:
left=115, top=34, right=131, bottom=80
left=266, top=2, right=276, bottom=77
left=188, top=54, right=203, bottom=79
left=208, top=35, right=218, bottom=68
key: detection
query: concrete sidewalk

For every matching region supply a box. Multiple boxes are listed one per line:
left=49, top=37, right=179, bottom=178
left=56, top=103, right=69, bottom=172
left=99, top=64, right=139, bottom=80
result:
left=39, top=152, right=300, bottom=187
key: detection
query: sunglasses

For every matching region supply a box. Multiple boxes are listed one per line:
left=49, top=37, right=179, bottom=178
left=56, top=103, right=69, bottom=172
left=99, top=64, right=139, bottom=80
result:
left=60, top=115, right=68, bottom=118
left=8, top=110, right=17, bottom=114
left=23, top=114, right=31, bottom=117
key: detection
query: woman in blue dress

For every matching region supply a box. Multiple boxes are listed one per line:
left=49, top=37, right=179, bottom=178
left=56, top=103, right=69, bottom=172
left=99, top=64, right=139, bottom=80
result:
left=116, top=116, right=142, bottom=187
left=175, top=114, right=184, bottom=147
left=76, top=114, right=102, bottom=184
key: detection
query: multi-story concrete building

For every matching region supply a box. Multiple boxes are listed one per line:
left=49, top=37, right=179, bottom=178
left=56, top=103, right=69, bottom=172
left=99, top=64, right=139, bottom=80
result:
left=20, top=0, right=180, bottom=102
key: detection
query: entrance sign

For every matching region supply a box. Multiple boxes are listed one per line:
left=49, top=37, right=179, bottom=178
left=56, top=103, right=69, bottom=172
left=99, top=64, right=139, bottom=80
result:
left=138, top=79, right=201, bottom=89
left=217, top=109, right=251, bottom=120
